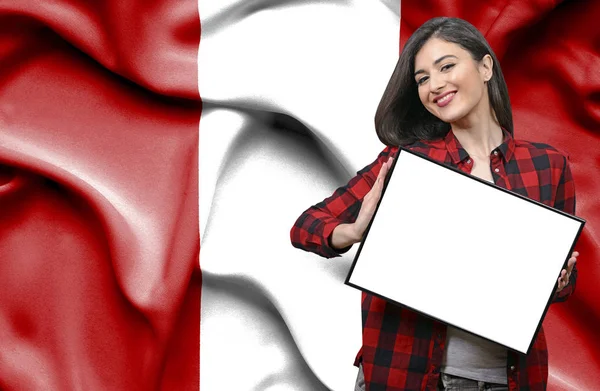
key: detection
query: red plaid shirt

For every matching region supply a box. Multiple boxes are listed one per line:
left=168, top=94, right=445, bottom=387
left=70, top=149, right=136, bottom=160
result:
left=290, top=129, right=577, bottom=391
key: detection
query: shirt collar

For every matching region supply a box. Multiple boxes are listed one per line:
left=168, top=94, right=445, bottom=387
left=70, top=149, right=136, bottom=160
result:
left=444, top=127, right=515, bottom=164
left=496, top=128, right=516, bottom=162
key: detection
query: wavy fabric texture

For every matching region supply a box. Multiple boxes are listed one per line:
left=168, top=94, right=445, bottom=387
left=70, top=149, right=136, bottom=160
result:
left=199, top=2, right=400, bottom=390
left=0, top=1, right=200, bottom=390
left=1, top=0, right=598, bottom=390
left=400, top=1, right=600, bottom=389
left=200, top=0, right=599, bottom=390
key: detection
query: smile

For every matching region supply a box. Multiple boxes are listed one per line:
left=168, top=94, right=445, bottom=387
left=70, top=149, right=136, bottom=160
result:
left=435, top=92, right=456, bottom=107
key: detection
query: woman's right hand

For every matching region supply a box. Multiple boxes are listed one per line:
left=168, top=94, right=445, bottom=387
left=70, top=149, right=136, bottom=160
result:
left=330, top=156, right=394, bottom=249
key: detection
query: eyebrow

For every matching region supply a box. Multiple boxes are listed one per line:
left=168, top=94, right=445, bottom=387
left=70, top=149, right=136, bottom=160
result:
left=414, top=55, right=459, bottom=77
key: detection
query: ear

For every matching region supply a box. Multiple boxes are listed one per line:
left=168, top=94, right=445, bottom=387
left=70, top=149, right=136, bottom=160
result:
left=480, top=54, right=493, bottom=82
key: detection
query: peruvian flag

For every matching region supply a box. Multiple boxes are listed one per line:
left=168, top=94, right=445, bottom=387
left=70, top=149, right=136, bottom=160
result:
left=1, top=0, right=598, bottom=390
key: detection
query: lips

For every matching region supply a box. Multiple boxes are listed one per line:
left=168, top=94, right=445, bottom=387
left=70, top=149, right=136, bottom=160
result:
left=433, top=91, right=456, bottom=107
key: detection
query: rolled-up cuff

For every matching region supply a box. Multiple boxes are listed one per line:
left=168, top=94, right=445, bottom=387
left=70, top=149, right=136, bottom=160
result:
left=321, top=220, right=353, bottom=257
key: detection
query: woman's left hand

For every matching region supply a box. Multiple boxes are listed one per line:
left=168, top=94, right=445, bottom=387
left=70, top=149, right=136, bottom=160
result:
left=556, top=251, right=579, bottom=293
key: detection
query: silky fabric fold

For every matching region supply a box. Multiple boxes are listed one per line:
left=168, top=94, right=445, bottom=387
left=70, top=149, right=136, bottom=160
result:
left=401, top=1, right=600, bottom=389
left=0, top=0, right=200, bottom=390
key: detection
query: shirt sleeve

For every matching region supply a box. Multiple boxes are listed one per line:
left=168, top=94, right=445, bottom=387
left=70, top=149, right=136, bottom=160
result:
left=290, top=146, right=397, bottom=258
left=552, top=155, right=577, bottom=303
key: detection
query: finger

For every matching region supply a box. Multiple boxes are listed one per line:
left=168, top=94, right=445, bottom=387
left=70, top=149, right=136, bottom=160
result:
left=572, top=251, right=579, bottom=258
left=380, top=157, right=394, bottom=178
left=372, top=168, right=385, bottom=187
left=375, top=172, right=385, bottom=190
left=379, top=159, right=391, bottom=178
left=567, top=257, right=576, bottom=272
left=377, top=163, right=390, bottom=186
left=365, top=177, right=384, bottom=204
left=383, top=157, right=395, bottom=182
left=564, top=258, right=576, bottom=276
left=557, top=276, right=563, bottom=292
left=367, top=157, right=395, bottom=205
left=559, top=269, right=568, bottom=284
left=559, top=272, right=568, bottom=288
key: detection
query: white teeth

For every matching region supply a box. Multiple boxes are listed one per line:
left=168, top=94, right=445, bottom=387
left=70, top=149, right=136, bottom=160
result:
left=438, top=92, right=455, bottom=103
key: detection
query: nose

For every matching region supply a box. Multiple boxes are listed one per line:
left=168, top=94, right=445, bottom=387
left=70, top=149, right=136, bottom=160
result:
left=429, top=73, right=445, bottom=94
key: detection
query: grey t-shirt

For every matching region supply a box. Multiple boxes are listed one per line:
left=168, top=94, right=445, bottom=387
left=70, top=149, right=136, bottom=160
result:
left=440, top=326, right=508, bottom=384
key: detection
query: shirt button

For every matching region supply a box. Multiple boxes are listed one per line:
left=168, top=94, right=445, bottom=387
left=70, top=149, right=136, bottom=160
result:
left=493, top=151, right=499, bottom=156
left=510, top=365, right=516, bottom=371
left=467, top=159, right=471, bottom=164
left=494, top=168, right=500, bottom=173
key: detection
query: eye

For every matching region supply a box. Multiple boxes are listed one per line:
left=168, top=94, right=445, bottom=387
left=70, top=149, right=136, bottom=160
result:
left=441, top=63, right=455, bottom=72
left=416, top=76, right=429, bottom=86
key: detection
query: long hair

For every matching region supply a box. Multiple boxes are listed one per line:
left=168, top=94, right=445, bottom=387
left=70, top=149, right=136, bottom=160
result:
left=374, top=17, right=513, bottom=146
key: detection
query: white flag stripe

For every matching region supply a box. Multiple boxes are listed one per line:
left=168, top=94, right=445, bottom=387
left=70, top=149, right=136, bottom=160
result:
left=199, top=1, right=400, bottom=390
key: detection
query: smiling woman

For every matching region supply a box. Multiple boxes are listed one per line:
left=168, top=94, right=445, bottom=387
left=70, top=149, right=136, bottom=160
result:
left=290, top=16, right=580, bottom=391
left=375, top=17, right=512, bottom=148
left=415, top=41, right=490, bottom=124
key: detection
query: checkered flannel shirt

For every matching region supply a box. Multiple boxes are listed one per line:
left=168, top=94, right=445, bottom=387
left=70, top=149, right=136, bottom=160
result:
left=290, top=129, right=577, bottom=391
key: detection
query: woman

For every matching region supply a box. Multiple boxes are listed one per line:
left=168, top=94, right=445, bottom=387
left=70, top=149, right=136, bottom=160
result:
left=290, top=17, right=579, bottom=391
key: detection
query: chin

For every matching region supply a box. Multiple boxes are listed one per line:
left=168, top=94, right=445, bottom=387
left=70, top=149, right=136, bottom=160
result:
left=431, top=109, right=466, bottom=124
left=441, top=114, right=464, bottom=124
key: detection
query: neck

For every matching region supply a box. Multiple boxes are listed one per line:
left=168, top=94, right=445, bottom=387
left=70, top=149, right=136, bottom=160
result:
left=450, top=102, right=503, bottom=159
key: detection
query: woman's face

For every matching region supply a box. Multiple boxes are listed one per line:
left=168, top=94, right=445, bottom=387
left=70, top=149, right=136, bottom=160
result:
left=414, top=38, right=492, bottom=125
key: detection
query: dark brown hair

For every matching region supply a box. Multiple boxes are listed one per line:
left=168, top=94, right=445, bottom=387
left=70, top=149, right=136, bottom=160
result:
left=374, top=17, right=513, bottom=146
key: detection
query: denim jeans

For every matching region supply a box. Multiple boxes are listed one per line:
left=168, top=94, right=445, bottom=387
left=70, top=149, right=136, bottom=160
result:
left=437, top=372, right=508, bottom=391
left=354, top=365, right=509, bottom=391
left=354, top=364, right=365, bottom=391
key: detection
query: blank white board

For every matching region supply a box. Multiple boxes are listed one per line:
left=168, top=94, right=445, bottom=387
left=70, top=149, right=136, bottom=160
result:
left=345, top=148, right=585, bottom=355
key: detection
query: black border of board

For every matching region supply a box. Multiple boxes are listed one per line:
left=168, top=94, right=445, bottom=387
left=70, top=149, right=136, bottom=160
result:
left=344, top=146, right=586, bottom=356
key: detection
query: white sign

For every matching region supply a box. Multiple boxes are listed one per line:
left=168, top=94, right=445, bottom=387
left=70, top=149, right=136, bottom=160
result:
left=346, top=148, right=585, bottom=355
